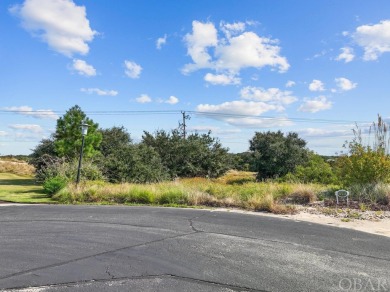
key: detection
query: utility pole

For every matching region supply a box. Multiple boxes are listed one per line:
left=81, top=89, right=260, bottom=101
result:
left=179, top=111, right=190, bottom=139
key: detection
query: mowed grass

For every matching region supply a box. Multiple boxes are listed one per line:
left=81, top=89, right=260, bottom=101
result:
left=0, top=173, right=55, bottom=204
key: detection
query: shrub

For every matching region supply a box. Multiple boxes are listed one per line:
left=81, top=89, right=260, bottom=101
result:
left=128, top=188, right=154, bottom=204
left=37, top=158, right=104, bottom=183
left=157, top=189, right=187, bottom=205
left=336, top=116, right=390, bottom=187
left=247, top=194, right=273, bottom=212
left=217, top=170, right=256, bottom=185
left=284, top=153, right=338, bottom=184
left=43, top=176, right=67, bottom=196
left=349, top=183, right=390, bottom=205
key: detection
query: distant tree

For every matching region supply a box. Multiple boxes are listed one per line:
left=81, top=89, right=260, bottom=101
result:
left=29, top=138, right=58, bottom=179
left=142, top=129, right=230, bottom=178
left=228, top=152, right=257, bottom=172
left=97, top=126, right=169, bottom=183
left=98, top=126, right=132, bottom=157
left=249, top=131, right=308, bottom=179
left=54, top=105, right=102, bottom=159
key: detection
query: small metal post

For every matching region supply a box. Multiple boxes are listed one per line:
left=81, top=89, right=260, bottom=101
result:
left=76, top=122, right=89, bottom=184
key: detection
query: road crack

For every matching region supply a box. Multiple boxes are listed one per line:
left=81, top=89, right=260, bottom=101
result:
left=0, top=232, right=196, bottom=281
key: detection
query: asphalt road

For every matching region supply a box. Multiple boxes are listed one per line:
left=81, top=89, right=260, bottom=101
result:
left=0, top=205, right=389, bottom=292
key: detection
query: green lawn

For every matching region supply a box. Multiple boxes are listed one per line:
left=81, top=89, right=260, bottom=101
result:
left=0, top=173, right=55, bottom=204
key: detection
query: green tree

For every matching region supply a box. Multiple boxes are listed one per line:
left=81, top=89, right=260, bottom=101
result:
left=98, top=126, right=132, bottom=157
left=142, top=129, right=230, bottom=178
left=249, top=131, right=308, bottom=180
left=97, top=126, right=169, bottom=183
left=54, top=105, right=102, bottom=159
left=29, top=137, right=57, bottom=170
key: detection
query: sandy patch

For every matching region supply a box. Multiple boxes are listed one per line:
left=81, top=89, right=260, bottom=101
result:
left=211, top=208, right=390, bottom=238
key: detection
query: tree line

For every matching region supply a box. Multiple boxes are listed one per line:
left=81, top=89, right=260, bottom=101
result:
left=30, top=106, right=390, bottom=194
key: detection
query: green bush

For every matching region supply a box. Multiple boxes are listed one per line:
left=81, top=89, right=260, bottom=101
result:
left=37, top=158, right=105, bottom=183
left=43, top=176, right=67, bottom=196
left=336, top=116, right=390, bottom=187
left=285, top=153, right=338, bottom=184
left=157, top=189, right=187, bottom=205
left=128, top=188, right=154, bottom=204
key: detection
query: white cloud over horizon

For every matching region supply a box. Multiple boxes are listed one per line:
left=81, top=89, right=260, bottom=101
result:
left=240, top=86, right=297, bottom=109
left=195, top=85, right=297, bottom=128
left=298, top=96, right=332, bottom=113
left=9, top=124, right=43, bottom=133
left=124, top=60, right=142, bottom=79
left=3, top=106, right=58, bottom=120
left=72, top=59, right=96, bottom=76
left=10, top=0, right=96, bottom=57
left=298, top=127, right=351, bottom=138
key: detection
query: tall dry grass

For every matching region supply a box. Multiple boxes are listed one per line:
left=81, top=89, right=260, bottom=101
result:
left=54, top=174, right=328, bottom=214
left=0, top=160, right=35, bottom=176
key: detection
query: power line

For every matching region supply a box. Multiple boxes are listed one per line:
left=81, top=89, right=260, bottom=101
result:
left=0, top=109, right=373, bottom=125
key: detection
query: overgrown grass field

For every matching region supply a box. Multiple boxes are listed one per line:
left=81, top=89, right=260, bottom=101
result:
left=54, top=171, right=336, bottom=213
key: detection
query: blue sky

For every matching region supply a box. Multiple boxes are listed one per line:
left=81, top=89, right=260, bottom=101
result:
left=1, top=0, right=390, bottom=155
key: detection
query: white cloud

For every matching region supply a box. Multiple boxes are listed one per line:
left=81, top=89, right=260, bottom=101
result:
left=72, top=59, right=96, bottom=76
left=220, top=21, right=246, bottom=39
left=240, top=86, right=297, bottom=108
left=309, top=79, right=325, bottom=92
left=165, top=96, right=179, bottom=105
left=156, top=34, right=167, bottom=49
left=285, top=80, right=295, bottom=88
left=353, top=20, right=390, bottom=60
left=136, top=94, right=152, bottom=103
left=197, top=100, right=277, bottom=116
left=298, top=128, right=351, bottom=138
left=10, top=0, right=96, bottom=57
left=182, top=20, right=289, bottom=81
left=335, top=47, right=355, bottom=63
left=9, top=124, right=43, bottom=133
left=81, top=88, right=118, bottom=96
left=223, top=117, right=293, bottom=128
left=215, top=31, right=289, bottom=73
left=335, top=77, right=357, bottom=91
left=3, top=106, right=58, bottom=120
left=124, top=60, right=142, bottom=79
left=298, top=96, right=332, bottom=113
left=196, top=100, right=294, bottom=128
left=0, top=131, right=8, bottom=137
left=183, top=21, right=218, bottom=73
left=204, top=73, right=240, bottom=85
